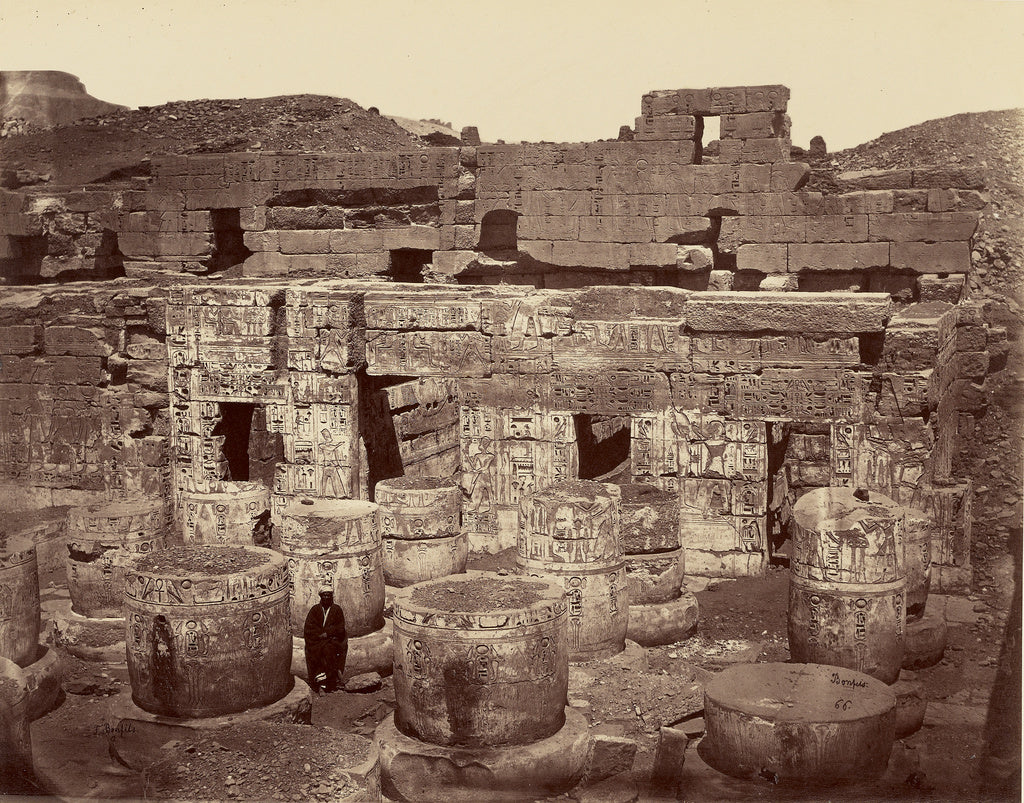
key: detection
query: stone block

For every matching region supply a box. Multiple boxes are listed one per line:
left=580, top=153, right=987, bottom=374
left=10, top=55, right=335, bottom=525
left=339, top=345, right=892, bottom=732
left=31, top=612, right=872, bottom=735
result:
left=953, top=351, right=989, bottom=379
left=918, top=274, right=965, bottom=304
left=759, top=274, right=798, bottom=291
left=708, top=270, right=734, bottom=291
left=518, top=216, right=581, bottom=241
left=868, top=212, right=979, bottom=242
left=803, top=215, right=869, bottom=243
left=629, top=242, right=678, bottom=266
left=892, top=189, right=930, bottom=212
left=837, top=169, right=914, bottom=191
left=0, top=325, right=39, bottom=355
left=890, top=241, right=971, bottom=273
left=737, top=241, right=782, bottom=272
left=277, top=230, right=331, bottom=254
left=652, top=216, right=713, bottom=243
left=912, top=166, right=986, bottom=189
left=787, top=242, right=889, bottom=272
left=634, top=114, right=699, bottom=141
left=771, top=163, right=810, bottom=191
left=719, top=137, right=791, bottom=164
left=382, top=225, right=441, bottom=251
left=676, top=245, right=714, bottom=271
left=685, top=291, right=892, bottom=334
left=579, top=216, right=654, bottom=243
left=822, top=191, right=894, bottom=215
left=650, top=726, right=689, bottom=797
left=718, top=216, right=805, bottom=254
left=583, top=734, right=638, bottom=784
left=550, top=241, right=630, bottom=270
left=119, top=232, right=213, bottom=258
left=328, top=229, right=385, bottom=253
left=719, top=111, right=790, bottom=139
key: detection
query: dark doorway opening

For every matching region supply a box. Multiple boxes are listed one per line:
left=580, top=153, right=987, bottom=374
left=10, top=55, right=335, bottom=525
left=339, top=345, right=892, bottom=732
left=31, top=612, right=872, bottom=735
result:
left=209, top=209, right=252, bottom=272
left=388, top=249, right=432, bottom=282
left=213, top=403, right=255, bottom=481
left=575, top=414, right=631, bottom=480
left=212, top=403, right=284, bottom=485
left=478, top=209, right=519, bottom=253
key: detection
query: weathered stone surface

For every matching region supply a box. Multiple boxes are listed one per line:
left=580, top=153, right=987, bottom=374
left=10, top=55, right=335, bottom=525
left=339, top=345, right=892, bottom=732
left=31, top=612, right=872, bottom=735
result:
left=685, top=292, right=892, bottom=334
left=626, top=592, right=699, bottom=646
left=0, top=535, right=40, bottom=667
left=582, top=733, right=638, bottom=785
left=391, top=572, right=568, bottom=747
left=701, top=663, right=896, bottom=783
left=902, top=606, right=947, bottom=669
left=125, top=546, right=293, bottom=718
left=650, top=726, right=688, bottom=797
left=376, top=708, right=590, bottom=802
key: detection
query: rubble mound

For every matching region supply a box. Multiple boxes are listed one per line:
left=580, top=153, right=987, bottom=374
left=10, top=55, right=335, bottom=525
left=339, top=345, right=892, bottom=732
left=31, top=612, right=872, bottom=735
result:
left=0, top=93, right=426, bottom=187
left=0, top=71, right=125, bottom=131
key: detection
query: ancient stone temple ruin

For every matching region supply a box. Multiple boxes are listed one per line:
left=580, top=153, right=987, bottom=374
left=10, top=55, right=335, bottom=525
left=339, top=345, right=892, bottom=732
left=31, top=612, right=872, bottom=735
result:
left=0, top=84, right=1003, bottom=797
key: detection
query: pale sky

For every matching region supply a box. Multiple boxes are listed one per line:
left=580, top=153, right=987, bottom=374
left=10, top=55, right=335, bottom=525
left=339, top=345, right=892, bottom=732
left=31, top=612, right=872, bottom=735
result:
left=2, top=0, right=1023, bottom=151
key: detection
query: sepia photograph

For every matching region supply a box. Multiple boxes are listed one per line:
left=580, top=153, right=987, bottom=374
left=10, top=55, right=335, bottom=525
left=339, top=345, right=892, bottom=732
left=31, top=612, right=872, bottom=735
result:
left=0, top=1, right=1021, bottom=800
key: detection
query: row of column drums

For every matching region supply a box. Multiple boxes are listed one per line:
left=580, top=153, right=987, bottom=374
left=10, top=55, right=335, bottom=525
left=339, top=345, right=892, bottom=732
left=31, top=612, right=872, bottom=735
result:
left=44, top=477, right=637, bottom=719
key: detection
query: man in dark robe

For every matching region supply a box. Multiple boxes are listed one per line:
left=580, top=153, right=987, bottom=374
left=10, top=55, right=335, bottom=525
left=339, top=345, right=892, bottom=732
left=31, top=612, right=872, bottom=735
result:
left=303, top=588, right=347, bottom=695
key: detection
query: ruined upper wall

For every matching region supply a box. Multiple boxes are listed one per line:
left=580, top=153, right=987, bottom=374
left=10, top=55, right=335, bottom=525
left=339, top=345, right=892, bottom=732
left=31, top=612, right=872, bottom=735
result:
left=0, top=85, right=984, bottom=305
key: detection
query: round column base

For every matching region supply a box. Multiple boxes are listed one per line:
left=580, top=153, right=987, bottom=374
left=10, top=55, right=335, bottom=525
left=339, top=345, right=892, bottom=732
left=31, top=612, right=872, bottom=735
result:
left=48, top=599, right=124, bottom=662
left=626, top=591, right=699, bottom=647
left=104, top=675, right=311, bottom=737
left=892, top=672, right=927, bottom=737
left=13, top=644, right=64, bottom=721
left=375, top=707, right=590, bottom=802
left=903, top=607, right=947, bottom=670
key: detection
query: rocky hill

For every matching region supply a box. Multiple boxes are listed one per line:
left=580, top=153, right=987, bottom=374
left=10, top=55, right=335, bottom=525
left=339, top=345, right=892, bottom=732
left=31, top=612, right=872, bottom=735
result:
left=822, top=109, right=1024, bottom=605
left=0, top=70, right=126, bottom=133
left=0, top=94, right=426, bottom=187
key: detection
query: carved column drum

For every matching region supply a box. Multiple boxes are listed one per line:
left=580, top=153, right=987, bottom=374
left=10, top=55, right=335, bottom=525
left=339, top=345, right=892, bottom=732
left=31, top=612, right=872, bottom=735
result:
left=376, top=477, right=467, bottom=587
left=180, top=481, right=271, bottom=546
left=124, top=545, right=292, bottom=719
left=788, top=488, right=906, bottom=683
left=278, top=498, right=384, bottom=638
left=382, top=534, right=468, bottom=588
left=0, top=534, right=40, bottom=667
left=517, top=480, right=628, bottom=661
left=375, top=477, right=462, bottom=539
left=701, top=663, right=896, bottom=783
left=65, top=499, right=168, bottom=618
left=903, top=508, right=933, bottom=619
left=392, top=571, right=568, bottom=748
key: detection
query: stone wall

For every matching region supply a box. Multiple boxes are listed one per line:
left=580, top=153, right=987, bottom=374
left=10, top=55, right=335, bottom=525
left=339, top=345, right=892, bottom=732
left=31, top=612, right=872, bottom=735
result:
left=0, top=85, right=996, bottom=590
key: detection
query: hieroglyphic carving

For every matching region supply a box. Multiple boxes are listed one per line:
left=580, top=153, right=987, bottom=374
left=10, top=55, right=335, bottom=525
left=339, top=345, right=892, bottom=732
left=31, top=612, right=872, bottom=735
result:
left=365, top=330, right=491, bottom=377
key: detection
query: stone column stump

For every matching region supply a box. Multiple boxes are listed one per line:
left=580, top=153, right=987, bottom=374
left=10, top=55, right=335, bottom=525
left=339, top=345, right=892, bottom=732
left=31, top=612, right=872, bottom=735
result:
left=700, top=662, right=896, bottom=784
left=788, top=487, right=907, bottom=683
left=180, top=481, right=271, bottom=546
left=124, top=545, right=295, bottom=719
left=376, top=478, right=467, bottom=587
left=517, top=480, right=628, bottom=661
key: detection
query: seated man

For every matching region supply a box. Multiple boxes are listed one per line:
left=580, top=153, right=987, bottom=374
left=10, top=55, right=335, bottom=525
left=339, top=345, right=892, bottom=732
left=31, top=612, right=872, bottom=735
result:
left=303, top=587, right=348, bottom=695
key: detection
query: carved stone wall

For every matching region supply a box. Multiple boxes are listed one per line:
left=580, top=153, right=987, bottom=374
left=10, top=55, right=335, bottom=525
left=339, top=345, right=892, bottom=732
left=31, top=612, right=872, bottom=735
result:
left=0, top=85, right=995, bottom=589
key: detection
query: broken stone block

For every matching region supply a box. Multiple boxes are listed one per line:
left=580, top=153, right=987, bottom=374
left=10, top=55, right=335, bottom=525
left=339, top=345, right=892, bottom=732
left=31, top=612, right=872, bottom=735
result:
left=675, top=244, right=714, bottom=271
left=649, top=726, right=688, bottom=797
left=582, top=733, right=638, bottom=785
left=918, top=273, right=965, bottom=304
left=759, top=274, right=798, bottom=291
left=343, top=672, right=383, bottom=694
left=707, top=270, right=734, bottom=291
